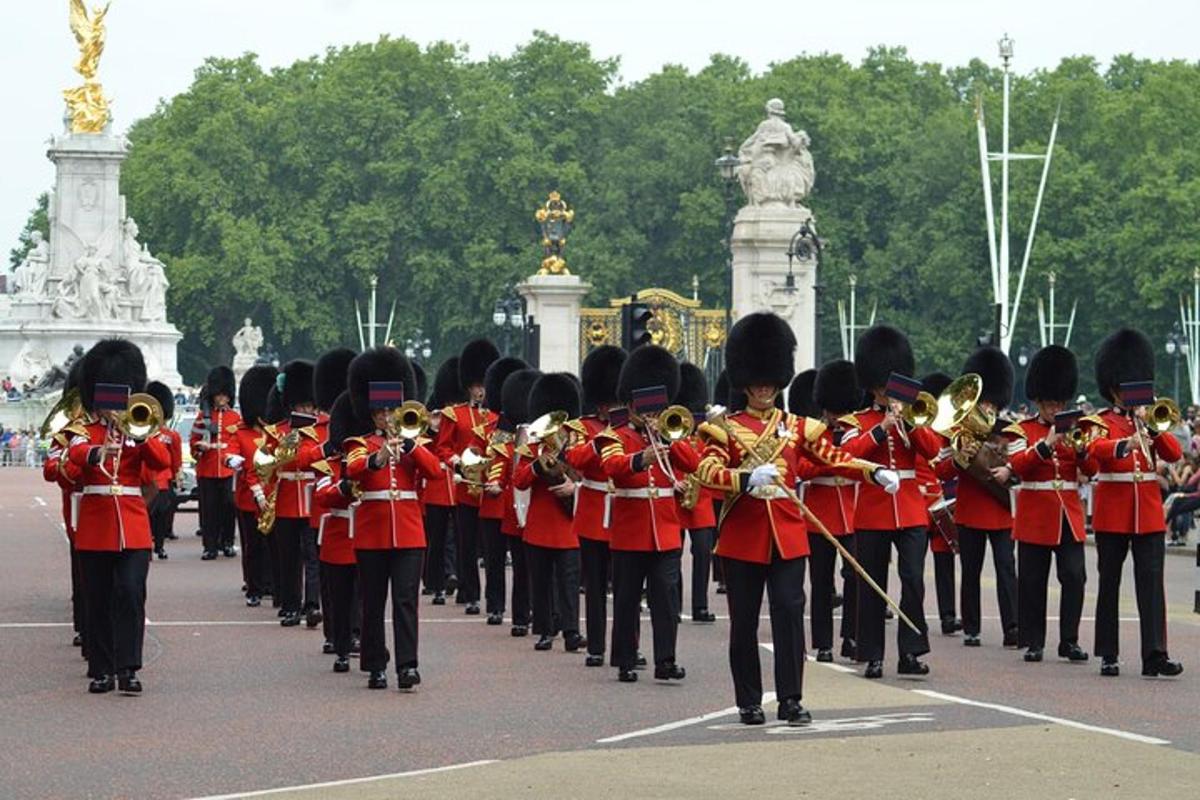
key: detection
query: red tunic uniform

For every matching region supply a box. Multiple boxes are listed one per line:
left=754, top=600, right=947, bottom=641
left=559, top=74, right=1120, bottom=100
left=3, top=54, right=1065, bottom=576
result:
left=344, top=433, right=442, bottom=550
left=598, top=424, right=699, bottom=552
left=267, top=421, right=322, bottom=521
left=44, top=428, right=86, bottom=540
left=512, top=443, right=578, bottom=549
left=932, top=440, right=1014, bottom=530
left=434, top=402, right=498, bottom=507
left=1006, top=417, right=1096, bottom=545
left=67, top=421, right=170, bottom=551
left=798, top=427, right=858, bottom=537
left=1084, top=409, right=1182, bottom=535
left=190, top=406, right=242, bottom=480
left=839, top=406, right=943, bottom=530
left=698, top=408, right=877, bottom=563
left=497, top=442, right=523, bottom=538
left=142, top=427, right=182, bottom=490
left=315, top=459, right=357, bottom=565
left=479, top=432, right=514, bottom=522
left=565, top=416, right=612, bottom=542
left=296, top=414, right=331, bottom=529
left=225, top=424, right=274, bottom=514
left=917, top=452, right=956, bottom=554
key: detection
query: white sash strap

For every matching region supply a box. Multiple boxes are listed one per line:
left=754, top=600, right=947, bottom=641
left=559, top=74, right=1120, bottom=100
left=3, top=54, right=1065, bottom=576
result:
left=579, top=479, right=610, bottom=493
left=70, top=491, right=82, bottom=531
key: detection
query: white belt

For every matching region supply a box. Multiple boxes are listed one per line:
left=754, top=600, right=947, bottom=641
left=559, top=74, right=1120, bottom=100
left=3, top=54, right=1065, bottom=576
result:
left=579, top=479, right=610, bottom=493
left=613, top=487, right=675, bottom=499
left=359, top=489, right=419, bottom=501
left=1095, top=472, right=1156, bottom=484
left=1019, top=480, right=1079, bottom=491
left=809, top=477, right=852, bottom=487
left=277, top=471, right=315, bottom=481
left=575, top=479, right=613, bottom=529
left=748, top=485, right=787, bottom=500
left=209, top=443, right=228, bottom=450
left=896, top=470, right=917, bottom=480
left=318, top=507, right=356, bottom=544
left=81, top=485, right=142, bottom=496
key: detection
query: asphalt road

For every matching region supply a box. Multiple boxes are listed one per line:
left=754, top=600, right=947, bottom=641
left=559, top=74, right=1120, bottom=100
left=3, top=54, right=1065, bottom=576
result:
left=2, top=468, right=1197, bottom=799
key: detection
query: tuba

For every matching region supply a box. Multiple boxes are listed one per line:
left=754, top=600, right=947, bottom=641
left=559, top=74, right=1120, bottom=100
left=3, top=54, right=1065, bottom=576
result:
left=931, top=373, right=1008, bottom=504
left=40, top=387, right=83, bottom=439
left=117, top=393, right=164, bottom=442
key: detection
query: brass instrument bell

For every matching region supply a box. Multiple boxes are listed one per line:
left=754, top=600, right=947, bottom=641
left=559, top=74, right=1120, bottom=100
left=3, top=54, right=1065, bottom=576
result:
left=655, top=405, right=695, bottom=442
left=389, top=400, right=430, bottom=440
left=117, top=393, right=164, bottom=442
left=39, top=387, right=83, bottom=439
left=1148, top=397, right=1181, bottom=433
left=900, top=391, right=938, bottom=429
left=931, top=373, right=996, bottom=439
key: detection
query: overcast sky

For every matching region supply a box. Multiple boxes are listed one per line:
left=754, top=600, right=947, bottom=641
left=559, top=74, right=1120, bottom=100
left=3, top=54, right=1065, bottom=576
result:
left=3, top=0, right=1198, bottom=251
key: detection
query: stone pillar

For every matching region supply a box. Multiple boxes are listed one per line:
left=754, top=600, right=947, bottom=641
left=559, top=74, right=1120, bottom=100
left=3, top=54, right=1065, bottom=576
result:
left=516, top=274, right=592, bottom=374
left=730, top=206, right=817, bottom=371
left=46, top=132, right=129, bottom=285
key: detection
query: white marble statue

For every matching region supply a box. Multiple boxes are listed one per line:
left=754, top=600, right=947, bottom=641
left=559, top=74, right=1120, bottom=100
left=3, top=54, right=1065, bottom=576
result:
left=11, top=231, right=50, bottom=296
left=232, top=317, right=263, bottom=361
left=121, top=217, right=142, bottom=278
left=737, top=98, right=815, bottom=209
left=52, top=244, right=119, bottom=320
left=128, top=243, right=169, bottom=321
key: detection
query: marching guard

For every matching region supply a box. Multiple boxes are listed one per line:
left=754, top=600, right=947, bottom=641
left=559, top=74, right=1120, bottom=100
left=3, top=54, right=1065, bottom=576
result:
left=43, top=360, right=87, bottom=652
left=271, top=360, right=319, bottom=627
left=225, top=365, right=278, bottom=607
left=143, top=381, right=182, bottom=561
left=674, top=362, right=718, bottom=624
left=919, top=371, right=961, bottom=635
left=192, top=366, right=240, bottom=560
left=423, top=358, right=463, bottom=603
left=498, top=368, right=543, bottom=636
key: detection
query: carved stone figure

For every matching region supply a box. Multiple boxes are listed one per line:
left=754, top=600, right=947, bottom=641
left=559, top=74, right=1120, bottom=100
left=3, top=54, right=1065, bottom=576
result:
left=232, top=318, right=264, bottom=361
left=11, top=231, right=50, bottom=296
left=52, top=244, right=119, bottom=319
left=737, top=98, right=815, bottom=209
left=31, top=344, right=84, bottom=394
left=128, top=244, right=168, bottom=321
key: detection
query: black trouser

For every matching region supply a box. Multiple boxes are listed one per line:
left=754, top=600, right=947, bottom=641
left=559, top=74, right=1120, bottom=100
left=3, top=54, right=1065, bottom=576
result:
left=1094, top=531, right=1169, bottom=663
left=302, top=526, right=320, bottom=609
left=324, top=562, right=358, bottom=659
left=1018, top=520, right=1085, bottom=650
left=580, top=537, right=610, bottom=656
left=724, top=553, right=807, bottom=709
left=481, top=517, right=508, bottom=614
left=78, top=549, right=150, bottom=678
left=238, top=510, right=270, bottom=598
left=274, top=517, right=307, bottom=614
left=932, top=547, right=957, bottom=621
left=681, top=527, right=715, bottom=614
left=810, top=532, right=856, bottom=650
left=423, top=504, right=453, bottom=592
left=959, top=526, right=1018, bottom=637
left=854, top=528, right=930, bottom=662
left=69, top=541, right=86, bottom=643
left=357, top=548, right=423, bottom=673
left=148, top=488, right=174, bottom=552
left=266, top=515, right=280, bottom=601
left=455, top=505, right=482, bottom=603
left=527, top=543, right=580, bottom=637
left=611, top=549, right=680, bottom=669
left=198, top=477, right=235, bottom=553
left=1166, top=494, right=1200, bottom=523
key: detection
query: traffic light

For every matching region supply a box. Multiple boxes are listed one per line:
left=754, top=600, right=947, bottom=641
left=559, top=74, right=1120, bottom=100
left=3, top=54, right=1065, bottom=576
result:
left=621, top=298, right=654, bottom=350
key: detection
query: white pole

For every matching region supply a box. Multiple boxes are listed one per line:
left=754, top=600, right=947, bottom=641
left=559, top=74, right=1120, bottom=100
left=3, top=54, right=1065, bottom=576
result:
left=368, top=275, right=378, bottom=348
left=1193, top=268, right=1200, bottom=404
left=868, top=300, right=877, bottom=327
left=354, top=300, right=366, bottom=351
left=999, top=52, right=1012, bottom=351
left=1037, top=299, right=1047, bottom=347
left=1048, top=272, right=1056, bottom=344
left=1063, top=300, right=1077, bottom=348
left=976, top=97, right=1000, bottom=302
left=837, top=301, right=848, bottom=360
left=383, top=299, right=398, bottom=347
left=848, top=274, right=857, bottom=361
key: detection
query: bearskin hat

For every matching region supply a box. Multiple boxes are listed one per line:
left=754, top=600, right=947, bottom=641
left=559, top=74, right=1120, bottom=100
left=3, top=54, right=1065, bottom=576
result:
left=458, top=338, right=500, bottom=389
left=205, top=365, right=236, bottom=402
left=348, top=347, right=417, bottom=422
left=1095, top=328, right=1154, bottom=404
left=616, top=344, right=680, bottom=404
left=1025, top=345, right=1078, bottom=403
left=430, top=357, right=465, bottom=408
left=528, top=372, right=582, bottom=421
left=484, top=356, right=528, bottom=413
left=65, top=358, right=84, bottom=393
left=313, top=348, right=356, bottom=411
left=238, top=365, right=277, bottom=425
left=501, top=369, right=542, bottom=426
left=263, top=385, right=285, bottom=425
left=412, top=362, right=428, bottom=404
left=714, top=369, right=731, bottom=408
left=855, top=325, right=913, bottom=392
left=279, top=360, right=315, bottom=411
left=814, top=359, right=861, bottom=415
left=921, top=371, right=953, bottom=399
left=726, top=312, right=796, bottom=390
left=674, top=362, right=709, bottom=414
left=145, top=380, right=175, bottom=421
left=581, top=345, right=627, bottom=410
left=328, top=390, right=371, bottom=449
left=962, top=346, right=1015, bottom=410
left=80, top=339, right=146, bottom=412
left=787, top=369, right=820, bottom=418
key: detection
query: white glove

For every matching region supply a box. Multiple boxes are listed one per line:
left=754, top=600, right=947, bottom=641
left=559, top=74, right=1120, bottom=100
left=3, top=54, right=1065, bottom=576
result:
left=747, top=463, right=779, bottom=488
left=874, top=468, right=901, bottom=495
left=226, top=455, right=245, bottom=470
left=706, top=404, right=727, bottom=421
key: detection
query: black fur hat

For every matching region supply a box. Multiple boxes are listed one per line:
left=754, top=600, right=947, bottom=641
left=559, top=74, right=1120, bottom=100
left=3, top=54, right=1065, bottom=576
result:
left=714, top=369, right=731, bottom=407
left=921, top=371, right=953, bottom=399
left=65, top=358, right=84, bottom=393
left=80, top=339, right=146, bottom=412
left=962, top=346, right=1015, bottom=410
left=501, top=368, right=542, bottom=426
left=528, top=372, right=582, bottom=421
left=328, top=390, right=371, bottom=448
left=430, top=357, right=465, bottom=408
left=205, top=365, right=236, bottom=401
left=145, top=380, right=175, bottom=421
left=314, top=348, right=357, bottom=411
left=581, top=345, right=627, bottom=409
left=1095, top=328, right=1154, bottom=404
left=458, top=338, right=500, bottom=389
left=787, top=369, right=820, bottom=418
left=815, top=360, right=861, bottom=415
left=484, top=356, right=528, bottom=413
left=280, top=360, right=315, bottom=411
left=616, top=345, right=680, bottom=404
left=348, top=347, right=417, bottom=421
left=726, top=312, right=796, bottom=390
left=239, top=365, right=277, bottom=425
left=412, top=362, right=428, bottom=403
left=674, top=362, right=709, bottom=414
left=1025, top=345, right=1078, bottom=403
left=855, top=325, right=914, bottom=392
left=263, top=385, right=285, bottom=425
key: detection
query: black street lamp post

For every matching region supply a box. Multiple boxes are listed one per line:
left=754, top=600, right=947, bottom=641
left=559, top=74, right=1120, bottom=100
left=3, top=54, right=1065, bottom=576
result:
left=493, top=286, right=526, bottom=358
left=403, top=331, right=432, bottom=365
left=715, top=140, right=740, bottom=345
left=786, top=221, right=823, bottom=364
left=1166, top=323, right=1186, bottom=403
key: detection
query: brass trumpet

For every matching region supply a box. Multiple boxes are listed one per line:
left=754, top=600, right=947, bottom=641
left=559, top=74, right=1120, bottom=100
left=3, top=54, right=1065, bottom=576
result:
left=654, top=405, right=695, bottom=442
left=900, top=391, right=938, bottom=428
left=1148, top=397, right=1181, bottom=433
left=39, top=387, right=83, bottom=439
left=117, top=393, right=164, bottom=442
left=389, top=400, right=429, bottom=440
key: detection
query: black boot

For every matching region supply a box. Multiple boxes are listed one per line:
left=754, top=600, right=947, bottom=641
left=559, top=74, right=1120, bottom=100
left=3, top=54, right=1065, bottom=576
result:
left=534, top=634, right=554, bottom=651
left=940, top=616, right=962, bottom=635
left=1142, top=654, right=1184, bottom=677
left=117, top=670, right=142, bottom=694
left=617, top=667, right=638, bottom=683
left=398, top=667, right=421, bottom=689
left=864, top=660, right=883, bottom=679
left=367, top=670, right=388, bottom=689
left=333, top=657, right=350, bottom=673
left=739, top=705, right=765, bottom=725
left=564, top=632, right=587, bottom=652
left=1057, top=642, right=1089, bottom=662
left=898, top=653, right=930, bottom=675
left=1023, top=647, right=1044, bottom=663
left=1100, top=658, right=1120, bottom=677
left=88, top=675, right=115, bottom=694
left=816, top=648, right=833, bottom=663
left=654, top=662, right=686, bottom=681
left=777, top=696, right=812, bottom=726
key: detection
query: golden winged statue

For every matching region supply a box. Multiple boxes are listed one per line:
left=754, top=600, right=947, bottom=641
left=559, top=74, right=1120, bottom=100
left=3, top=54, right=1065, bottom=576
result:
left=63, top=0, right=113, bottom=133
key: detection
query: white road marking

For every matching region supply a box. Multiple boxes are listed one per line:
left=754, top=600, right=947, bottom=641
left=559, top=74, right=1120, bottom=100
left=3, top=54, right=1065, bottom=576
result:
left=187, top=759, right=499, bottom=800
left=706, top=711, right=936, bottom=735
left=912, top=689, right=1171, bottom=746
left=597, top=693, right=778, bottom=744
left=0, top=622, right=73, bottom=628
left=33, top=496, right=46, bottom=507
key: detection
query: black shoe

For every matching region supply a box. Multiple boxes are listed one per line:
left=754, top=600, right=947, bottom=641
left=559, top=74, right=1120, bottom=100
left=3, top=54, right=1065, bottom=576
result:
left=511, top=624, right=528, bottom=637
left=465, top=602, right=481, bottom=616
left=486, top=612, right=503, bottom=626
left=963, top=634, right=981, bottom=647
left=222, top=546, right=237, bottom=558
left=155, top=548, right=168, bottom=560
left=306, top=607, right=323, bottom=629
left=831, top=592, right=843, bottom=610
left=940, top=617, right=962, bottom=635
left=534, top=634, right=554, bottom=651
left=884, top=608, right=894, bottom=620
left=1002, top=628, right=1020, bottom=649
left=350, top=637, right=361, bottom=655
left=840, top=638, right=857, bottom=660
left=635, top=653, right=648, bottom=668
left=898, top=653, right=929, bottom=675
left=564, top=633, right=587, bottom=652
left=421, top=586, right=433, bottom=595
left=333, top=657, right=350, bottom=673
left=618, top=668, right=638, bottom=683
left=368, top=670, right=388, bottom=689
left=117, top=671, right=142, bottom=694
left=816, top=649, right=833, bottom=663
left=777, top=697, right=812, bottom=726
left=322, top=640, right=335, bottom=655
left=654, top=662, right=686, bottom=681
left=739, top=705, right=765, bottom=725
left=431, top=592, right=446, bottom=606
left=72, top=632, right=83, bottom=647
left=715, top=582, right=727, bottom=595
left=1142, top=655, right=1184, bottom=677
left=1024, top=647, right=1044, bottom=663
left=1057, top=642, right=1089, bottom=662
left=445, top=574, right=459, bottom=594
left=692, top=609, right=717, bottom=623
left=201, top=551, right=216, bottom=561
left=864, top=660, right=883, bottom=679
left=280, top=612, right=301, bottom=627
left=246, top=595, right=261, bottom=608
left=398, top=667, right=421, bottom=689
left=88, top=675, right=115, bottom=694
left=585, top=654, right=604, bottom=667
left=1100, top=658, right=1120, bottom=677
left=166, top=531, right=179, bottom=540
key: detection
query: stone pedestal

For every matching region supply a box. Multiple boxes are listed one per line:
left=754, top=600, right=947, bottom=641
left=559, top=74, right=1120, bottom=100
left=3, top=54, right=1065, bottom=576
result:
left=47, top=133, right=129, bottom=284
left=730, top=206, right=818, bottom=371
left=516, top=274, right=592, bottom=374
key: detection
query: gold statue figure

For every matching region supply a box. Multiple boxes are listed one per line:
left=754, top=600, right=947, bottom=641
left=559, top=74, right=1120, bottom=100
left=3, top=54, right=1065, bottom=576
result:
left=64, top=0, right=112, bottom=133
